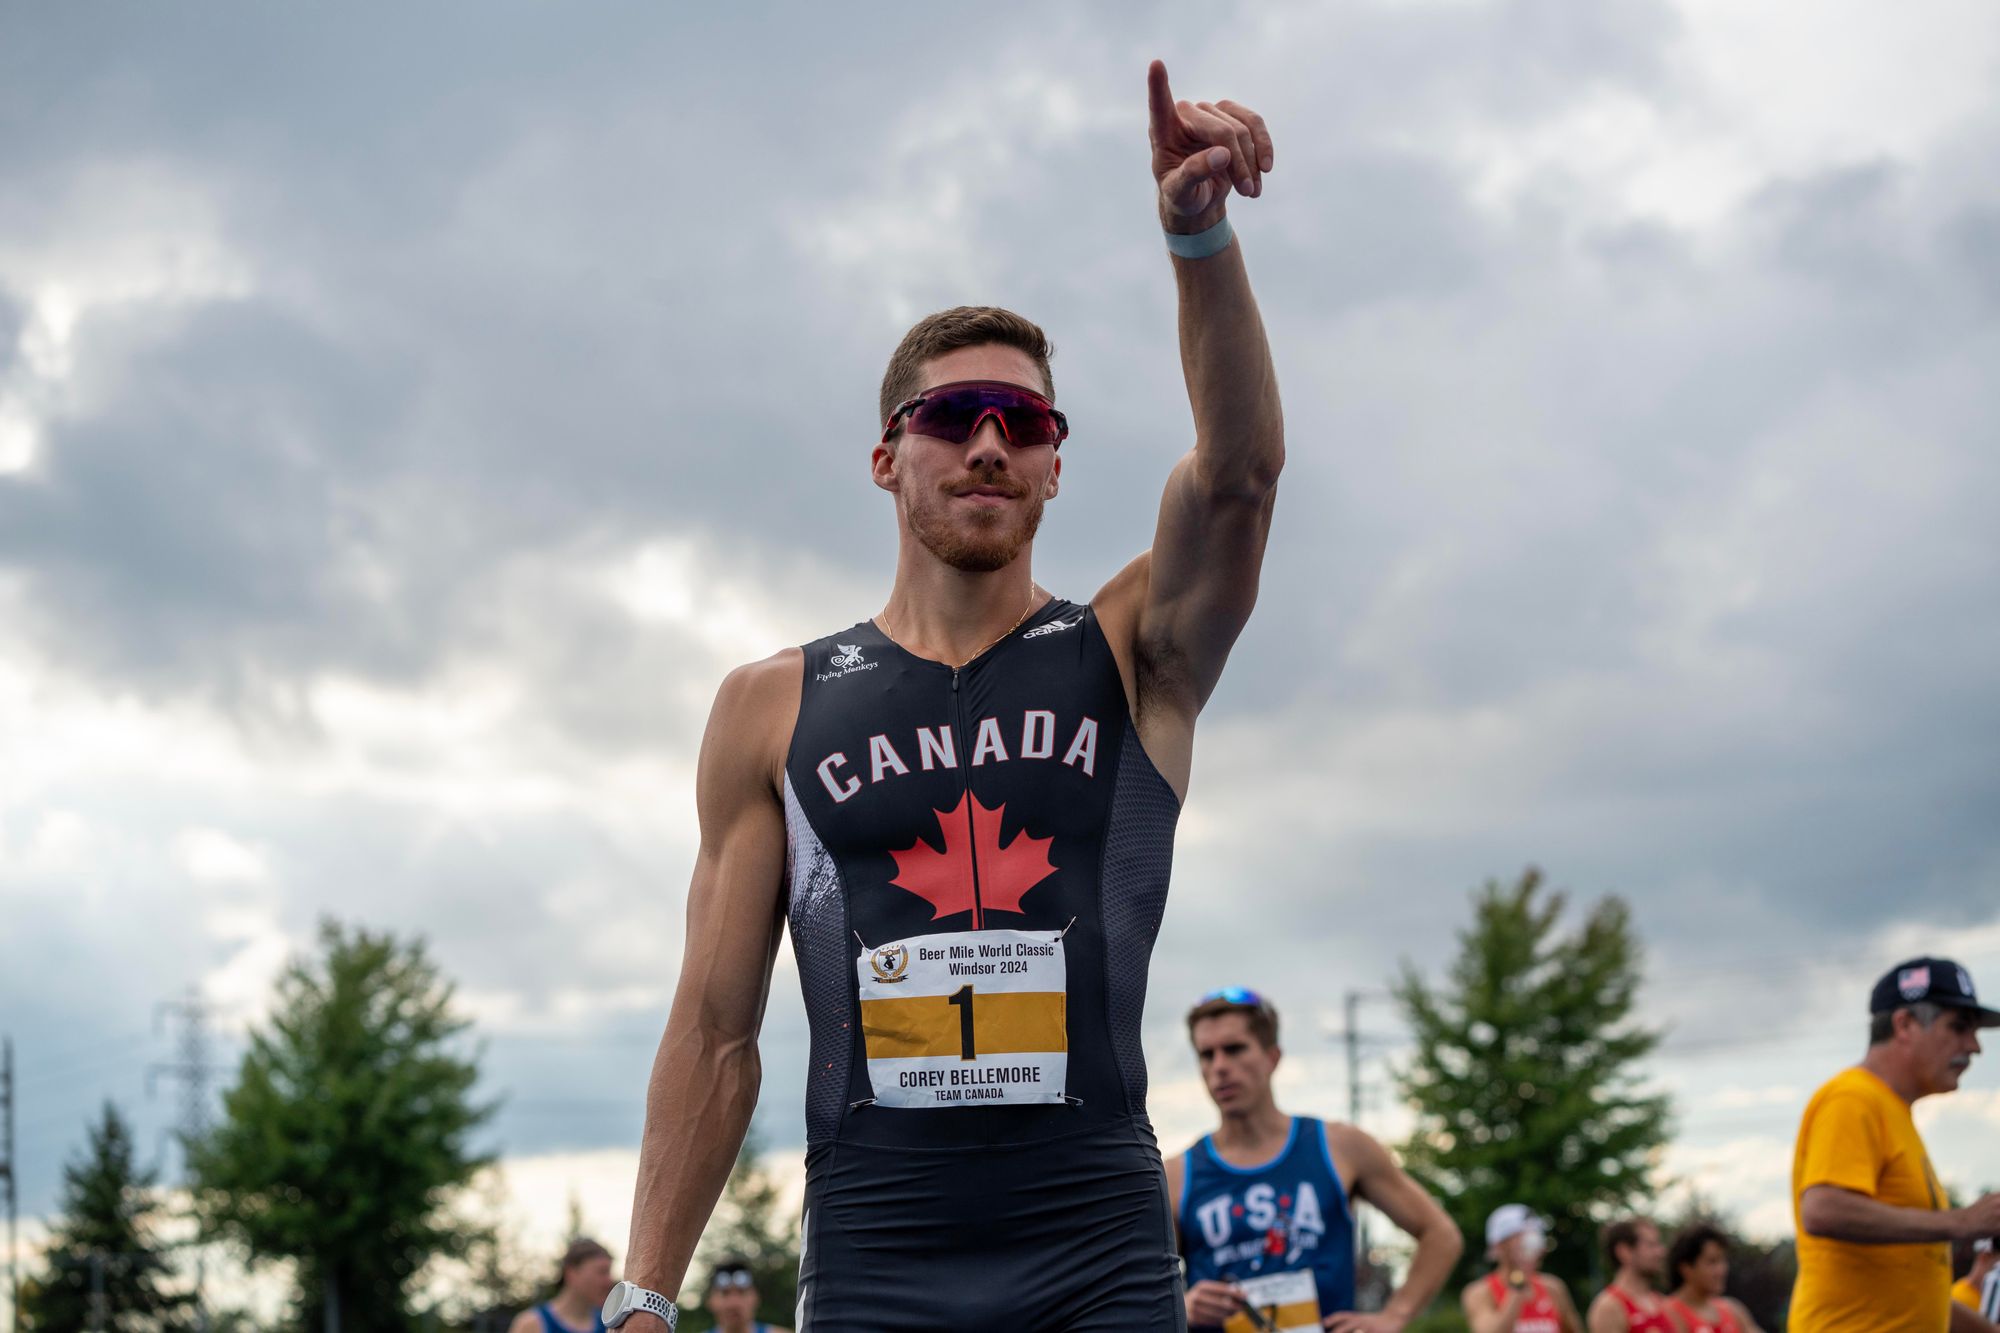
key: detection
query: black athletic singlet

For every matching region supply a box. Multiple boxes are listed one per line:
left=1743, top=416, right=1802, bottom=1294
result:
left=783, top=598, right=1186, bottom=1331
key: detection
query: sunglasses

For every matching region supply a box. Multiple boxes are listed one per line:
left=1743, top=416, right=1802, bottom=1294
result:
left=881, top=380, right=1069, bottom=450
left=709, top=1270, right=754, bottom=1292
left=1199, top=986, right=1271, bottom=1009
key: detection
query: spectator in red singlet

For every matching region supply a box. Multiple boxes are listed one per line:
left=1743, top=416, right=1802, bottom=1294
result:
left=1588, top=1218, right=1675, bottom=1333
left=1463, top=1204, right=1583, bottom=1333
left=1663, top=1223, right=1763, bottom=1333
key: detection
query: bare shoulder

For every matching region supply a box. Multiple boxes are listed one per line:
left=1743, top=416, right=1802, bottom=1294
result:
left=714, top=646, right=804, bottom=715
left=1463, top=1276, right=1495, bottom=1312
left=1540, top=1272, right=1573, bottom=1296
left=505, top=1310, right=541, bottom=1333
left=1322, top=1118, right=1391, bottom=1173
left=703, top=647, right=804, bottom=794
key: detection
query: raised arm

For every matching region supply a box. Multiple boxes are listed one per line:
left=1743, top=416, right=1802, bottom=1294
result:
left=622, top=652, right=799, bottom=1323
left=1325, top=1125, right=1464, bottom=1332
left=1096, top=61, right=1284, bottom=789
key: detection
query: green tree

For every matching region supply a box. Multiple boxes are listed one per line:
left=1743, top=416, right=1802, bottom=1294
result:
left=677, top=1126, right=799, bottom=1333
left=1394, top=868, right=1672, bottom=1291
left=22, top=1102, right=194, bottom=1333
left=189, top=921, right=496, bottom=1333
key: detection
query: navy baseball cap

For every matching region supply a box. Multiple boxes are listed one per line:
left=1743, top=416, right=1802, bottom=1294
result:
left=1869, top=957, right=2000, bottom=1027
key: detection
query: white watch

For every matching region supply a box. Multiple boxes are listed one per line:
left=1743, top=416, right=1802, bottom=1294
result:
left=602, top=1281, right=678, bottom=1331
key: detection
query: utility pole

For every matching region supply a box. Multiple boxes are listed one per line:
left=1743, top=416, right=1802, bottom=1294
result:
left=151, top=993, right=219, bottom=1332
left=2, top=1037, right=16, bottom=1333
left=1330, top=988, right=1392, bottom=1300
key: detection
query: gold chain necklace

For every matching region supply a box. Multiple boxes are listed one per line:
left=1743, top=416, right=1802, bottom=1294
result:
left=880, top=584, right=1041, bottom=670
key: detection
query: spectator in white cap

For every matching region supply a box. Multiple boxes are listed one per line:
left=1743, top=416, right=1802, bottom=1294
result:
left=1462, top=1203, right=1581, bottom=1333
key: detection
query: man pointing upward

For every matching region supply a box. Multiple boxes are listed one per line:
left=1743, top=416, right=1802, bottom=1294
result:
left=610, top=60, right=1287, bottom=1333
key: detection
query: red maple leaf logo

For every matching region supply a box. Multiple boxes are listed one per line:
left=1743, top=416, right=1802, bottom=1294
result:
left=887, top=794, right=1056, bottom=927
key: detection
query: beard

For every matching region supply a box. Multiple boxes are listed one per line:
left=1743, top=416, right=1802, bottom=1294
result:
left=902, top=463, right=1047, bottom=573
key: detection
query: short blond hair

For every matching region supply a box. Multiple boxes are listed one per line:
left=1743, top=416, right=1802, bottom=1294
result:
left=878, top=306, right=1055, bottom=427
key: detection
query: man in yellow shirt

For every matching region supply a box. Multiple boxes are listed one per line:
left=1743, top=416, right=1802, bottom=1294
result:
left=1791, top=955, right=2000, bottom=1332
left=1956, top=1240, right=1997, bottom=1315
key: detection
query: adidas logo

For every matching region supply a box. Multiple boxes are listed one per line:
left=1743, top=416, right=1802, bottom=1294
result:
left=1023, top=613, right=1084, bottom=640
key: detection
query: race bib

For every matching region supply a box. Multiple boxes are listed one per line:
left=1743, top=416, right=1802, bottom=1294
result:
left=855, top=929, right=1067, bottom=1108
left=1225, top=1270, right=1321, bottom=1333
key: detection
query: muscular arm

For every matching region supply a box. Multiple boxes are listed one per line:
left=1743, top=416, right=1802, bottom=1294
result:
left=623, top=654, right=798, bottom=1314
left=1096, top=63, right=1283, bottom=795
left=1329, top=1125, right=1462, bottom=1328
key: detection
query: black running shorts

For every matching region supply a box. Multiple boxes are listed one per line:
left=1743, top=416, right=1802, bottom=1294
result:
left=794, top=1117, right=1186, bottom=1331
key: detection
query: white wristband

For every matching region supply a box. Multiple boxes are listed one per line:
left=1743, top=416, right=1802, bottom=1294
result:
left=1164, top=215, right=1234, bottom=260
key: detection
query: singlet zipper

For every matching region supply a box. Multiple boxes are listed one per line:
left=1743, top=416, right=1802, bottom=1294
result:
left=951, top=666, right=986, bottom=929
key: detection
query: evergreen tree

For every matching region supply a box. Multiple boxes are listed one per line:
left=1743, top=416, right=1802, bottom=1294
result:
left=1394, top=868, right=1672, bottom=1290
left=189, top=921, right=495, bottom=1333
left=22, top=1102, right=194, bottom=1333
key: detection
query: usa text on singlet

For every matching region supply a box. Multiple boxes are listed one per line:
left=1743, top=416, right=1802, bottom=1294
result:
left=782, top=600, right=1181, bottom=1150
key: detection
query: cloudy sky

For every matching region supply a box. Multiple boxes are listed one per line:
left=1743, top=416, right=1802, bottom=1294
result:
left=5, top=0, right=1999, bottom=1301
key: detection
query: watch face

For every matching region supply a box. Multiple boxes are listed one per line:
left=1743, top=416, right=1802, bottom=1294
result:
left=602, top=1282, right=631, bottom=1324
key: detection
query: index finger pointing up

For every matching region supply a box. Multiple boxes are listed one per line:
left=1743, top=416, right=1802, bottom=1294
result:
left=1146, top=60, right=1178, bottom=140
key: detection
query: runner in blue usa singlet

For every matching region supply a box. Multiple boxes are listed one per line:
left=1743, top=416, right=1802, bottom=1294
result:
left=1179, top=1116, right=1355, bottom=1327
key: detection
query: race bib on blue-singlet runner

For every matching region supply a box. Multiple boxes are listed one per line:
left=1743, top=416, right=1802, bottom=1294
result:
left=1225, top=1270, right=1321, bottom=1333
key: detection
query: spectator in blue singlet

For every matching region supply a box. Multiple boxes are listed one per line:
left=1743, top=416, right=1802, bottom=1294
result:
left=703, top=1257, right=790, bottom=1333
left=1167, top=988, right=1463, bottom=1331
left=511, top=1237, right=616, bottom=1333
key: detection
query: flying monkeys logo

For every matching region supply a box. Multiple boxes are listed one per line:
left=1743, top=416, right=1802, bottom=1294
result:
left=817, top=643, right=878, bottom=682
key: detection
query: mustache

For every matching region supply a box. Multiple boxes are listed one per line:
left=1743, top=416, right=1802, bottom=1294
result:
left=942, top=465, right=1031, bottom=499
